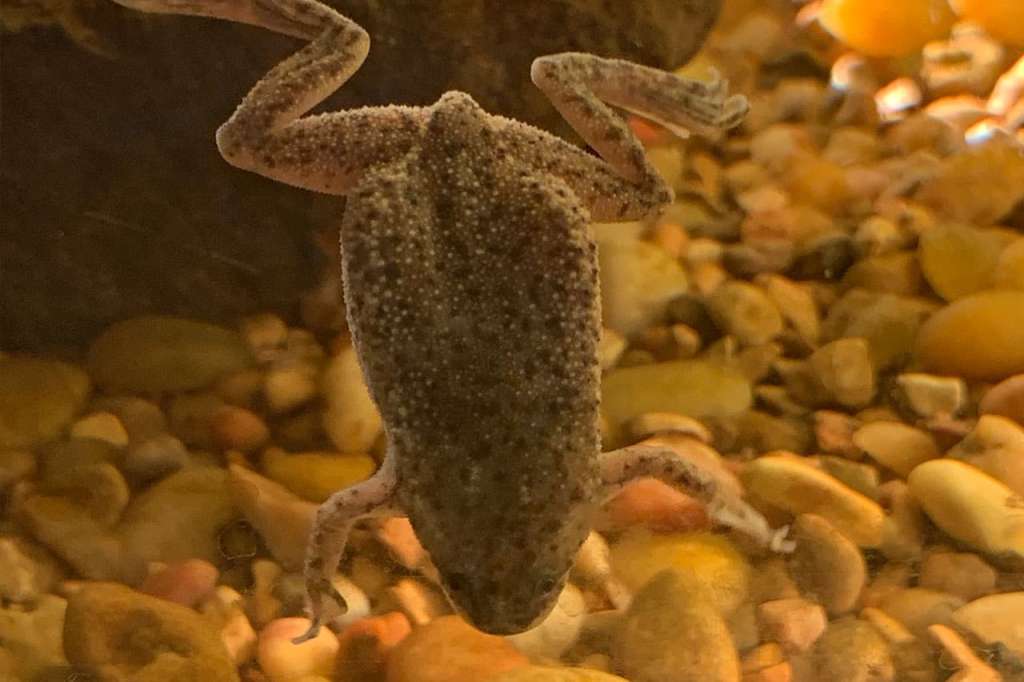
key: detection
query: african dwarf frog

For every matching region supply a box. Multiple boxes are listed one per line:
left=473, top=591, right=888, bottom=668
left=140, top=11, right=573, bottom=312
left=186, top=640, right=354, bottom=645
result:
left=111, top=0, right=791, bottom=642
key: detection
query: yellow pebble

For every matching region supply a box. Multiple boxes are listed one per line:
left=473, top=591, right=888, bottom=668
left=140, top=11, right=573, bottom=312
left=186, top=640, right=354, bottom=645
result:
left=819, top=0, right=955, bottom=57
left=260, top=447, right=375, bottom=502
left=993, top=239, right=1024, bottom=290
left=918, top=224, right=1005, bottom=301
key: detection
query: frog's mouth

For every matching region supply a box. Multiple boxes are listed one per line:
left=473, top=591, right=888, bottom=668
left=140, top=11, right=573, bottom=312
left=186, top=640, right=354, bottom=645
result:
left=438, top=571, right=568, bottom=635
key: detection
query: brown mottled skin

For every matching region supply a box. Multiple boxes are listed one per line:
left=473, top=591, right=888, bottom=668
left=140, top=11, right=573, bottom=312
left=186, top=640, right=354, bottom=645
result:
left=110, top=0, right=787, bottom=642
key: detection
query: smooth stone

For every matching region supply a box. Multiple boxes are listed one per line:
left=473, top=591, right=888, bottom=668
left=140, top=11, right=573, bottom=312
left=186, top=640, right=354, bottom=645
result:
left=491, top=667, right=629, bottom=682
left=597, top=478, right=709, bottom=534
left=821, top=290, right=936, bottom=370
left=333, top=611, right=411, bottom=682
left=199, top=586, right=257, bottom=665
left=809, top=617, right=893, bottom=682
left=0, top=537, right=62, bottom=603
left=611, top=531, right=749, bottom=615
left=895, top=373, right=966, bottom=419
left=840, top=252, right=923, bottom=297
left=818, top=456, right=880, bottom=500
left=20, top=495, right=130, bottom=581
left=386, top=615, right=528, bottom=682
left=264, top=364, right=319, bottom=414
left=918, top=223, right=1005, bottom=301
left=980, top=374, right=1024, bottom=425
left=87, top=315, right=252, bottom=393
left=809, top=338, right=875, bottom=408
left=122, top=434, right=189, bottom=484
left=70, top=412, right=129, bottom=448
left=916, top=138, right=1024, bottom=225
left=601, top=360, right=751, bottom=440
left=707, top=281, right=783, bottom=346
left=261, top=447, right=376, bottom=503
left=506, top=583, right=585, bottom=660
left=757, top=598, right=827, bottom=653
left=119, top=466, right=239, bottom=568
left=993, top=237, right=1024, bottom=290
left=140, top=558, right=219, bottom=607
left=918, top=551, right=997, bottom=602
left=788, top=514, right=865, bottom=615
left=742, top=455, right=885, bottom=547
left=91, top=396, right=167, bottom=443
left=612, top=569, right=739, bottom=682
left=907, top=459, right=1024, bottom=558
left=877, top=481, right=926, bottom=562
left=210, top=405, right=269, bottom=452
left=756, top=274, right=820, bottom=346
left=597, top=236, right=689, bottom=338
left=946, top=414, right=1024, bottom=495
left=0, top=357, right=90, bottom=448
left=0, top=449, right=35, bottom=490
left=0, top=594, right=67, bottom=681
left=852, top=421, right=939, bottom=478
left=63, top=582, right=238, bottom=681
left=322, top=346, right=383, bottom=454
left=927, top=624, right=1000, bottom=682
left=229, top=464, right=316, bottom=570
left=878, top=588, right=964, bottom=640
left=916, top=291, right=1024, bottom=380
left=951, top=592, right=1024, bottom=661
left=258, top=617, right=339, bottom=682
left=240, top=313, right=288, bottom=361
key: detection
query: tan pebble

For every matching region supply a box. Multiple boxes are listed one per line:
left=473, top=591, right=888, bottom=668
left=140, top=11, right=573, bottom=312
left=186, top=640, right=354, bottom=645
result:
left=916, top=290, right=1024, bottom=380
left=597, top=236, right=689, bottom=338
left=670, top=324, right=702, bottom=358
left=334, top=611, right=410, bottom=682
left=386, top=615, right=528, bottom=682
left=627, top=412, right=712, bottom=443
left=818, top=456, right=879, bottom=500
left=691, top=261, right=728, bottom=296
left=167, top=391, right=223, bottom=449
left=741, top=643, right=785, bottom=673
left=841, top=252, right=923, bottom=297
left=140, top=558, right=218, bottom=607
left=322, top=345, right=382, bottom=453
left=907, top=459, right=1024, bottom=559
left=814, top=410, right=862, bottom=459
left=809, top=617, right=894, bottom=682
left=823, top=290, right=937, bottom=372
left=853, top=216, right=911, bottom=258
left=729, top=602, right=760, bottom=652
left=742, top=455, right=885, bottom=547
left=877, top=480, right=925, bottom=561
left=758, top=598, right=827, bottom=653
left=951, top=591, right=1024, bottom=661
left=491, top=666, right=630, bottom=681
left=200, top=585, right=257, bottom=665
left=250, top=559, right=284, bottom=627
left=918, top=551, right=997, bottom=601
left=613, top=569, right=740, bottom=682
left=210, top=405, right=269, bottom=452
left=809, top=338, right=876, bottom=408
left=852, top=421, right=938, bottom=478
left=993, top=237, right=1024, bottom=290
left=858, top=608, right=913, bottom=645
left=386, top=578, right=449, bottom=626
left=748, top=558, right=800, bottom=604
left=895, top=373, right=966, bottom=419
left=507, top=583, right=586, bottom=660
left=258, top=617, right=338, bottom=682
left=788, top=514, right=865, bottom=616
left=229, top=464, right=316, bottom=571
left=686, top=237, right=724, bottom=266
left=374, top=517, right=427, bottom=571
left=756, top=274, right=820, bottom=346
left=946, top=414, right=1024, bottom=495
left=240, top=313, right=288, bottom=362
left=918, top=223, right=1005, bottom=302
left=260, top=447, right=375, bottom=503
left=264, top=365, right=318, bottom=414
left=708, top=281, right=784, bottom=347
left=70, top=412, right=129, bottom=448
left=214, top=368, right=265, bottom=407
left=861, top=564, right=914, bottom=609
left=980, top=374, right=1024, bottom=426
left=598, top=328, right=627, bottom=371
left=927, top=624, right=1002, bottom=682
left=572, top=532, right=630, bottom=610
left=742, top=662, right=792, bottom=682
left=648, top=221, right=688, bottom=259
left=878, top=588, right=965, bottom=639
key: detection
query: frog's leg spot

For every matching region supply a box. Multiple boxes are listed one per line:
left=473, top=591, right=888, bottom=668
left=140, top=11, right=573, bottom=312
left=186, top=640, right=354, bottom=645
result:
left=293, top=454, right=402, bottom=644
left=597, top=445, right=794, bottom=553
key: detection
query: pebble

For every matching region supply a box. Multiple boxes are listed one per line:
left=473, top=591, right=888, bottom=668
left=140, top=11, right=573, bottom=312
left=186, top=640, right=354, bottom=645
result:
left=167, top=391, right=224, bottom=448
left=20, top=494, right=129, bottom=581
left=119, top=466, right=240, bottom=569
left=788, top=514, right=865, bottom=616
left=818, top=457, right=879, bottom=500
left=506, top=583, right=586, bottom=660
left=0, top=357, right=90, bottom=448
left=823, top=291, right=937, bottom=371
left=952, top=592, right=1024, bottom=661
left=229, top=464, right=316, bottom=570
left=0, top=594, right=68, bottom=680
left=916, top=290, right=1024, bottom=379
left=0, top=448, right=35, bottom=491
left=597, top=478, right=709, bottom=534
left=809, top=617, right=894, bottom=682
left=611, top=531, right=750, bottom=615
left=841, top=252, right=923, bottom=297
left=63, top=582, right=237, bottom=681
left=927, top=624, right=1001, bottom=682
left=597, top=235, right=689, bottom=338
left=809, top=338, right=876, bottom=408
left=385, top=578, right=449, bottom=626
left=918, top=223, right=1005, bottom=301
left=322, top=346, right=383, bottom=454
left=627, top=412, right=712, bottom=443
left=907, top=459, right=1024, bottom=559
left=613, top=569, right=740, bottom=682
left=601, top=360, right=752, bottom=441
left=92, top=395, right=167, bottom=443
left=980, top=374, right=1024, bottom=425
left=756, top=274, right=820, bottom=346
left=757, top=598, right=827, bottom=653
left=878, top=588, right=965, bottom=639
left=386, top=615, right=528, bottom=682
left=877, top=481, right=926, bottom=561
left=814, top=411, right=861, bottom=459
left=249, top=559, right=284, bottom=626
left=240, top=313, right=288, bottom=363
left=200, top=586, right=257, bottom=665
left=490, top=667, right=630, bottom=682
left=41, top=460, right=129, bottom=527
left=707, top=281, right=784, bottom=347
left=261, top=447, right=376, bottom=503
left=264, top=364, right=319, bottom=414
left=742, top=455, right=885, bottom=547
left=87, top=315, right=251, bottom=393
left=916, top=139, right=1024, bottom=225
left=122, top=433, right=189, bottom=484
left=918, top=551, right=997, bottom=602
left=572, top=532, right=630, bottom=610
left=0, top=537, right=61, bottom=604
left=895, top=373, right=967, bottom=419
left=851, top=421, right=939, bottom=478
left=140, top=558, right=219, bottom=607
left=993, top=238, right=1024, bottom=290
left=946, top=414, right=1024, bottom=495
left=210, top=405, right=270, bottom=452
left=598, top=327, right=627, bottom=370
left=258, top=617, right=338, bottom=682
left=69, top=411, right=129, bottom=448
left=333, top=611, right=411, bottom=682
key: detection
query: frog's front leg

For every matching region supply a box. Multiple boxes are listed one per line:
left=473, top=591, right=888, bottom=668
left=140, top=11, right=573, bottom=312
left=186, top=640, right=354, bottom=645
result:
left=295, top=454, right=401, bottom=644
left=598, top=445, right=794, bottom=553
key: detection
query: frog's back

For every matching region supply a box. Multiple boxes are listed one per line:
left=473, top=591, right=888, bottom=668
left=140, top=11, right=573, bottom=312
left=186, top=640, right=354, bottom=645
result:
left=339, top=93, right=600, bottom=630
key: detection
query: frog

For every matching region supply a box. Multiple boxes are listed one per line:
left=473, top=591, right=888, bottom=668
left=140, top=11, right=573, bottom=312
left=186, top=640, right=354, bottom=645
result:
left=110, top=0, right=791, bottom=643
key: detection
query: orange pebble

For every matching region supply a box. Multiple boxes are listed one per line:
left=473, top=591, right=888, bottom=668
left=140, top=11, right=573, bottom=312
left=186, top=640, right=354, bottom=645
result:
left=628, top=116, right=669, bottom=146
left=819, top=0, right=955, bottom=57
left=335, top=612, right=411, bottom=682
left=598, top=478, right=710, bottom=533
left=952, top=0, right=1024, bottom=45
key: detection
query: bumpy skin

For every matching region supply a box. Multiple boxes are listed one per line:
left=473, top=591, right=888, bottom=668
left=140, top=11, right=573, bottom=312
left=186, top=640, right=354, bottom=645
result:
left=108, top=0, right=769, bottom=641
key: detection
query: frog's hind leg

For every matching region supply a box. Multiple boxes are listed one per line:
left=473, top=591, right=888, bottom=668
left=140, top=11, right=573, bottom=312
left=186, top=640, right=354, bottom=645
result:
left=597, top=444, right=794, bottom=553
left=294, top=454, right=401, bottom=644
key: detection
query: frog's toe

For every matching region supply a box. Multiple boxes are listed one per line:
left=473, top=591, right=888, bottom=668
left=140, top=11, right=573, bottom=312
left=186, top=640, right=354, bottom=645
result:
left=292, top=578, right=348, bottom=644
left=716, top=94, right=749, bottom=130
